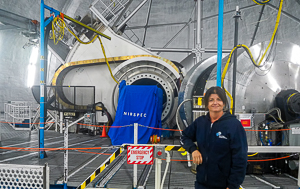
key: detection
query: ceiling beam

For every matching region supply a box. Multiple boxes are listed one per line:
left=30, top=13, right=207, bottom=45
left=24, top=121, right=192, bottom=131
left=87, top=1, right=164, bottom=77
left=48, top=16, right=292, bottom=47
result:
left=125, top=4, right=259, bottom=30
left=0, top=8, right=32, bottom=30
left=0, top=24, right=18, bottom=30
left=267, top=3, right=300, bottom=25
left=250, top=5, right=266, bottom=46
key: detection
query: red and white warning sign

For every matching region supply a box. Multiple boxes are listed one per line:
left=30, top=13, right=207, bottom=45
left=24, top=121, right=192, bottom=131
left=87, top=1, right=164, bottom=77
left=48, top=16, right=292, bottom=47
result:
left=127, top=146, right=153, bottom=165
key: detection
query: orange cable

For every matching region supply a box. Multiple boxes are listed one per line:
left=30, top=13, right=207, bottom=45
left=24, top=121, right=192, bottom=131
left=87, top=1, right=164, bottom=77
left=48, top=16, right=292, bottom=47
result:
left=248, top=155, right=291, bottom=162
left=0, top=147, right=292, bottom=162
left=77, top=123, right=183, bottom=131
left=245, top=129, right=291, bottom=131
left=0, top=147, right=102, bottom=151
left=1, top=120, right=291, bottom=132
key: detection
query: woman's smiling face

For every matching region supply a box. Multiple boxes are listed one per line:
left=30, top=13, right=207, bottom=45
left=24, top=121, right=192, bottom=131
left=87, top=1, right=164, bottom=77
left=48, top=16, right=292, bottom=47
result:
left=207, top=94, right=225, bottom=113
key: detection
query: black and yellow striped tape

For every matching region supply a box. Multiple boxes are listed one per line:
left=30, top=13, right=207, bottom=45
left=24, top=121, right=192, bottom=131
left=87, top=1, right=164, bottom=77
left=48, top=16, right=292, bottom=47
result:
left=165, top=146, right=185, bottom=152
left=123, top=145, right=185, bottom=152
left=77, top=147, right=123, bottom=189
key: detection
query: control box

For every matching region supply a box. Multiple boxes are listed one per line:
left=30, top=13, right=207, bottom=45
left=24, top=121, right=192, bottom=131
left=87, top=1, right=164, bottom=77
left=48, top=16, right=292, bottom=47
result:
left=84, top=113, right=95, bottom=124
left=154, top=146, right=165, bottom=159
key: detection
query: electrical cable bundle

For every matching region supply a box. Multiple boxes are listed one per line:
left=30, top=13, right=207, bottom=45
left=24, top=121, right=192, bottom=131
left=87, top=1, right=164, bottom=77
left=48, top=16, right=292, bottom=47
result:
left=254, top=34, right=278, bottom=76
left=50, top=15, right=119, bottom=84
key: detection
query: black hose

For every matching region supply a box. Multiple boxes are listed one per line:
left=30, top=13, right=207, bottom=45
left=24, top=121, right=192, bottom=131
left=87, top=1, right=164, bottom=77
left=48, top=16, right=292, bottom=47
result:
left=94, top=102, right=113, bottom=126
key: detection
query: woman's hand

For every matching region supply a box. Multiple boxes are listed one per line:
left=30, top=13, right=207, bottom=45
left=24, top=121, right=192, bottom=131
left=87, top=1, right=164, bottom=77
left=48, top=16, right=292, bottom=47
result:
left=192, top=150, right=202, bottom=165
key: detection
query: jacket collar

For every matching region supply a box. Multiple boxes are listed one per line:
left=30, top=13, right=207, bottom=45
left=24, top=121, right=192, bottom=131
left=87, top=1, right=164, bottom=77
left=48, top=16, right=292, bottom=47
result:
left=205, top=111, right=234, bottom=123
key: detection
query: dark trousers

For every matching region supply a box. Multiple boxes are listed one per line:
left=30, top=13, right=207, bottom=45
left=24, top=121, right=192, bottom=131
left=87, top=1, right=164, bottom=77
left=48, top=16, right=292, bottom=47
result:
left=195, top=181, right=227, bottom=189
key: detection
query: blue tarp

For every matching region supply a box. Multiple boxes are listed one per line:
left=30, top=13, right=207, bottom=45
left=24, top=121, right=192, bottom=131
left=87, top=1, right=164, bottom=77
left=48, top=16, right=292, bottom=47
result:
left=108, top=80, right=163, bottom=145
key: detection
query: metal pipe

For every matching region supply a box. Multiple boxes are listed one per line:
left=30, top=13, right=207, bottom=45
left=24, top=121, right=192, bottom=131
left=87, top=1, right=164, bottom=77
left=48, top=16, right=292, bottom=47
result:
left=39, top=0, right=45, bottom=159
left=112, top=0, right=133, bottom=28
left=63, top=120, right=69, bottom=189
left=125, top=4, right=258, bottom=30
left=216, top=0, right=224, bottom=87
left=142, top=0, right=153, bottom=47
left=188, top=22, right=191, bottom=57
left=133, top=123, right=138, bottom=189
left=193, top=3, right=197, bottom=65
left=149, top=48, right=193, bottom=53
left=196, top=0, right=201, bottom=46
left=200, top=0, right=203, bottom=49
left=67, top=116, right=85, bottom=128
left=60, top=111, right=63, bottom=133
left=43, top=4, right=111, bottom=40
left=117, top=0, right=149, bottom=31
left=196, top=0, right=202, bottom=62
left=248, top=146, right=300, bottom=153
left=63, top=14, right=111, bottom=40
left=250, top=5, right=265, bottom=46
left=55, top=112, right=58, bottom=132
left=148, top=47, right=232, bottom=53
left=298, top=158, right=300, bottom=187
left=267, top=3, right=300, bottom=25
left=204, top=48, right=232, bottom=53
left=232, top=6, right=241, bottom=115
left=0, top=9, right=32, bottom=29
left=155, top=158, right=162, bottom=189
left=160, top=151, right=170, bottom=189
left=127, top=21, right=188, bottom=30
left=176, top=99, right=192, bottom=134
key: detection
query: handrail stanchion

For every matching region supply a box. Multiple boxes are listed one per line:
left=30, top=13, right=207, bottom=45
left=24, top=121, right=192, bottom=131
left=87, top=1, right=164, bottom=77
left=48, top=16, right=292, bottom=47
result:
left=298, top=155, right=300, bottom=187
left=133, top=123, right=138, bottom=189
left=63, top=120, right=68, bottom=189
left=60, top=112, right=63, bottom=134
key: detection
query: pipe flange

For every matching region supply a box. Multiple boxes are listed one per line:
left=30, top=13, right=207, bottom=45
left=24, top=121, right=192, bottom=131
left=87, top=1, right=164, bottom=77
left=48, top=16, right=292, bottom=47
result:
left=113, top=56, right=179, bottom=123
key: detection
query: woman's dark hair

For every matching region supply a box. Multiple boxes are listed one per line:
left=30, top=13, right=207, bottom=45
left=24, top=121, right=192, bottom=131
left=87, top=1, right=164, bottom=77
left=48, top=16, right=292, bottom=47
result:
left=204, top=86, right=228, bottom=111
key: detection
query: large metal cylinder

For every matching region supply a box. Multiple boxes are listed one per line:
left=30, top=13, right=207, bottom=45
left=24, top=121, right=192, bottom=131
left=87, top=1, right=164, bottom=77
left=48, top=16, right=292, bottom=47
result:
left=178, top=41, right=300, bottom=129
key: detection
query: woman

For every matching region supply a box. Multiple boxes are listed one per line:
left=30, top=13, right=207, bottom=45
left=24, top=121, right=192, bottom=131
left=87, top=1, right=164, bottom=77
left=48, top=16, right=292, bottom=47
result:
left=180, top=86, right=248, bottom=189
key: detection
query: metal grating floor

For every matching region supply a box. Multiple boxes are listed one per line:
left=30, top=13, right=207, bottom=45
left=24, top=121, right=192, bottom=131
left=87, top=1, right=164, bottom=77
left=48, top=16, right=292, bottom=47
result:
left=0, top=121, right=30, bottom=141
left=0, top=122, right=299, bottom=189
left=254, top=174, right=298, bottom=189
left=0, top=122, right=113, bottom=187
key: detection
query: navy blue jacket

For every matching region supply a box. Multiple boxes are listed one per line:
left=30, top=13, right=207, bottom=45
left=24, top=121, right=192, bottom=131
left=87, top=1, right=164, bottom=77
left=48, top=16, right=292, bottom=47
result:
left=180, top=112, right=248, bottom=189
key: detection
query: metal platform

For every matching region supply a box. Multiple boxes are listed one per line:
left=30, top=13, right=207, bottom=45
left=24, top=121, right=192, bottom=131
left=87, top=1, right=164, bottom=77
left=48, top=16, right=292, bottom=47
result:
left=0, top=122, right=299, bottom=189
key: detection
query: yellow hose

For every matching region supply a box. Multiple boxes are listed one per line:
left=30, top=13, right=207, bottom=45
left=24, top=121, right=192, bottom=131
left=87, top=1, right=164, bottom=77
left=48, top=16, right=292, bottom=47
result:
left=257, top=0, right=283, bottom=66
left=97, top=36, right=119, bottom=84
left=221, top=46, right=237, bottom=114
left=51, top=17, right=65, bottom=45
left=66, top=27, right=98, bottom=44
left=252, top=0, right=272, bottom=5
left=51, top=16, right=119, bottom=84
left=248, top=152, right=258, bottom=157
